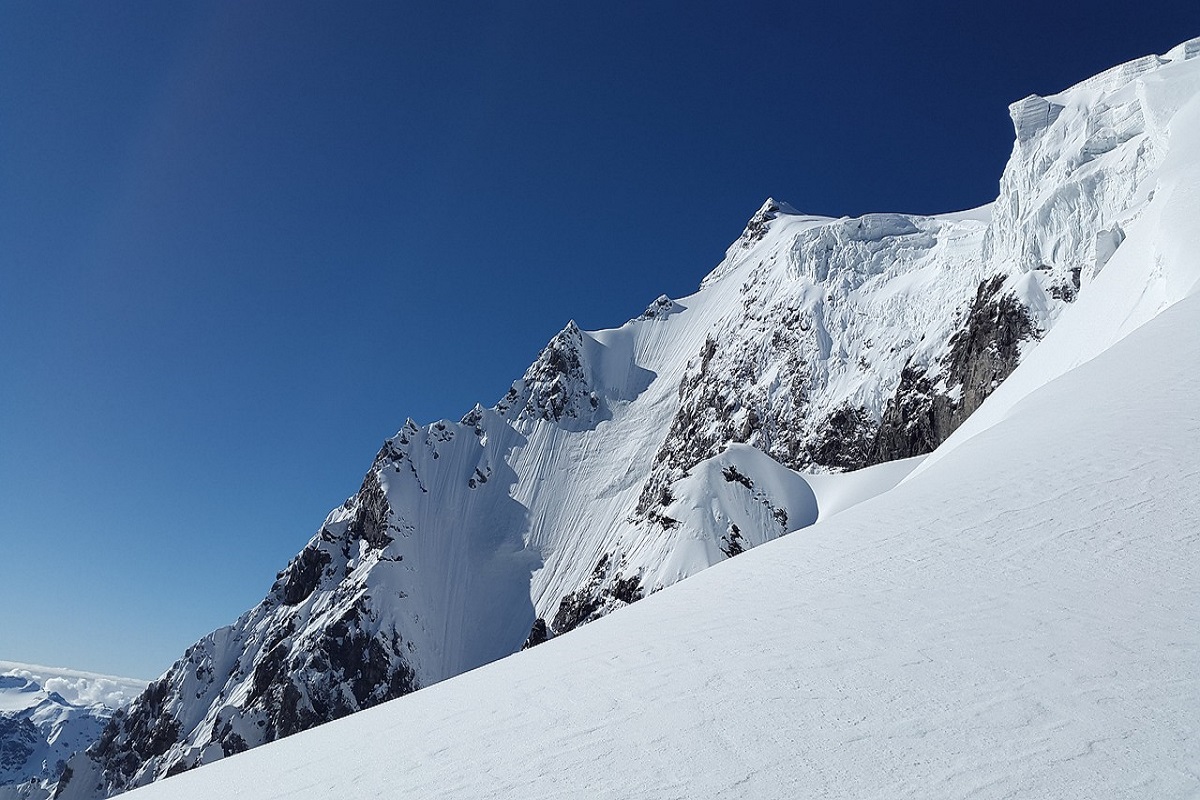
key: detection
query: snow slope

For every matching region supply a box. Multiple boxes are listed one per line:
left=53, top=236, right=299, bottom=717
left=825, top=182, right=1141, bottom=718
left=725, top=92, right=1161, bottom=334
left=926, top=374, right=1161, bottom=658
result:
left=117, top=241, right=1200, bottom=800
left=56, top=36, right=1200, bottom=798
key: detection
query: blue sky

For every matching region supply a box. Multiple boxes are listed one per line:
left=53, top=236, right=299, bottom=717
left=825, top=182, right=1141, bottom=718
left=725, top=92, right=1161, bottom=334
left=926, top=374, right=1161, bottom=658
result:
left=2, top=2, right=1196, bottom=680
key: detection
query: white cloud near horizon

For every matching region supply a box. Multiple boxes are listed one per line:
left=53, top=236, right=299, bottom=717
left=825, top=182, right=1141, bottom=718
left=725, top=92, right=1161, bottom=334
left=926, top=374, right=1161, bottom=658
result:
left=0, top=660, right=148, bottom=708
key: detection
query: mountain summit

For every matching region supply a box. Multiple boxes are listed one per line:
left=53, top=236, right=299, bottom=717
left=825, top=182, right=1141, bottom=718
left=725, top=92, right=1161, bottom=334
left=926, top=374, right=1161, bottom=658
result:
left=55, top=36, right=1200, bottom=800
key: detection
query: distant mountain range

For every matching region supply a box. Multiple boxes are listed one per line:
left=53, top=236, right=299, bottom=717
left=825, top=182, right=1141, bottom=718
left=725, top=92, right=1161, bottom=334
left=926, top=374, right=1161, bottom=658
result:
left=0, top=665, right=144, bottom=800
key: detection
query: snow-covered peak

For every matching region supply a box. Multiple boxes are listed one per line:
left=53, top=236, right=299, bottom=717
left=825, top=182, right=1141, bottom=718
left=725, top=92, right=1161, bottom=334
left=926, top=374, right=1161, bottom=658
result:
left=738, top=197, right=800, bottom=246
left=0, top=664, right=146, bottom=711
left=495, top=319, right=653, bottom=431
left=637, top=294, right=683, bottom=321
left=987, top=36, right=1200, bottom=301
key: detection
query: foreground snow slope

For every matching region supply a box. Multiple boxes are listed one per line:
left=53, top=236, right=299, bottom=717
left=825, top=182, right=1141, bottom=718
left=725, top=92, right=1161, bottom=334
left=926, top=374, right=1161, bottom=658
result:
left=124, top=280, right=1200, bottom=797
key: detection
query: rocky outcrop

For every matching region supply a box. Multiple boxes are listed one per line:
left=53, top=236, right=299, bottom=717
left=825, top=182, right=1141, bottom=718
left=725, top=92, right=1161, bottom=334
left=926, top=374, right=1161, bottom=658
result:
left=739, top=198, right=786, bottom=246
left=634, top=210, right=991, bottom=526
left=869, top=275, right=1039, bottom=464
left=548, top=555, right=644, bottom=637
left=68, top=680, right=180, bottom=795
left=638, top=295, right=683, bottom=321
left=497, top=322, right=600, bottom=428
left=0, top=717, right=41, bottom=781
left=496, top=321, right=653, bottom=432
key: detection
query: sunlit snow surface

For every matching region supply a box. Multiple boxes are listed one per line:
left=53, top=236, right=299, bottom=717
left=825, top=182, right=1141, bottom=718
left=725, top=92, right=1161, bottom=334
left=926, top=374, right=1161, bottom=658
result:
left=121, top=38, right=1200, bottom=800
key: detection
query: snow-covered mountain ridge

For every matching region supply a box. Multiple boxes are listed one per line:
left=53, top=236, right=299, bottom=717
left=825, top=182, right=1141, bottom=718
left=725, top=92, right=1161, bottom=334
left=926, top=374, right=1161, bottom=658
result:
left=121, top=284, right=1200, bottom=800
left=55, top=36, right=1200, bottom=799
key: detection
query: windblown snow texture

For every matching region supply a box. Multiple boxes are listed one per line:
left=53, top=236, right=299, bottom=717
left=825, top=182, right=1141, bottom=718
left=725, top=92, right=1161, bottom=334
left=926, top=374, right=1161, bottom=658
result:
left=55, top=36, right=1200, bottom=800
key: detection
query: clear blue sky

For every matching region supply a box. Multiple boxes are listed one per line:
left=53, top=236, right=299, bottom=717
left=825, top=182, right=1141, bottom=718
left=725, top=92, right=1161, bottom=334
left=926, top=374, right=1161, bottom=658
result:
left=2, top=1, right=1196, bottom=679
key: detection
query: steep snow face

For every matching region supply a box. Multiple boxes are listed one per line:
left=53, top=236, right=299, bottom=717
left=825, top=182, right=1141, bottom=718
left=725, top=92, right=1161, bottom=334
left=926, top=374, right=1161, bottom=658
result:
left=987, top=44, right=1200, bottom=297
left=921, top=35, right=1200, bottom=475
left=869, top=38, right=1200, bottom=462
left=632, top=205, right=990, bottom=511
left=57, top=409, right=539, bottom=798
left=0, top=672, right=136, bottom=800
left=57, top=37, right=1200, bottom=800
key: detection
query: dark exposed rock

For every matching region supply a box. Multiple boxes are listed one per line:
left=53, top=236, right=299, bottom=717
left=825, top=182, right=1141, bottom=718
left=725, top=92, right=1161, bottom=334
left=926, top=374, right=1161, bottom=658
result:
left=806, top=405, right=874, bottom=470
left=468, top=467, right=490, bottom=489
left=1048, top=267, right=1082, bottom=302
left=943, top=276, right=1037, bottom=400
left=634, top=337, right=727, bottom=519
left=71, top=458, right=423, bottom=796
left=497, top=322, right=602, bottom=427
left=634, top=327, right=821, bottom=522
left=720, top=523, right=745, bottom=558
left=549, top=556, right=643, bottom=636
left=869, top=275, right=1038, bottom=464
left=52, top=764, right=72, bottom=796
left=607, top=575, right=644, bottom=605
left=0, top=717, right=38, bottom=771
left=230, top=597, right=419, bottom=746
left=721, top=465, right=753, bottom=489
left=83, top=679, right=182, bottom=793
left=347, top=471, right=395, bottom=549
left=522, top=619, right=549, bottom=650
left=638, top=295, right=684, bottom=321
left=271, top=546, right=331, bottom=606
left=211, top=719, right=248, bottom=759
left=740, top=199, right=782, bottom=246
left=246, top=644, right=290, bottom=711
left=867, top=365, right=942, bottom=463
left=550, top=589, right=601, bottom=636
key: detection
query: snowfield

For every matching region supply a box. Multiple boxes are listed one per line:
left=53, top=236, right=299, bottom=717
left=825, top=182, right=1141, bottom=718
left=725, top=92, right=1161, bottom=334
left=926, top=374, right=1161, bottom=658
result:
left=112, top=39, right=1200, bottom=800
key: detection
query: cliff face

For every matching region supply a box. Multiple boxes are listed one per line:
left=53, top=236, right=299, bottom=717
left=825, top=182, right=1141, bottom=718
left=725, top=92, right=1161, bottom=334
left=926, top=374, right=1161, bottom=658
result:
left=55, top=37, right=1200, bottom=800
